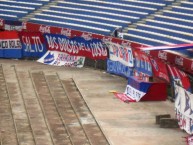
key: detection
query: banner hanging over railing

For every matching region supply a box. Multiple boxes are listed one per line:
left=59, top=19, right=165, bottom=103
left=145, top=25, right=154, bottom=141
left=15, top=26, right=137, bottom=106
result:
left=175, top=83, right=193, bottom=134
left=149, top=57, right=170, bottom=82
left=37, top=50, right=85, bottom=67
left=44, top=33, right=108, bottom=60
left=0, top=31, right=22, bottom=58
left=105, top=42, right=134, bottom=67
left=133, top=50, right=152, bottom=77
left=19, top=31, right=47, bottom=58
left=167, top=64, right=191, bottom=92
left=107, top=59, right=133, bottom=78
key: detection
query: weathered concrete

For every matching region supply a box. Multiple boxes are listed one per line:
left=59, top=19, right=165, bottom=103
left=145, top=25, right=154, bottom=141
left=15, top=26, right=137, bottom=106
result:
left=0, top=59, right=188, bottom=145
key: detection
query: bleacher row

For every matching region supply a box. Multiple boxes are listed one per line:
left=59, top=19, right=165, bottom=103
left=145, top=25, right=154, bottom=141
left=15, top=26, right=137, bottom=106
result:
left=0, top=0, right=193, bottom=56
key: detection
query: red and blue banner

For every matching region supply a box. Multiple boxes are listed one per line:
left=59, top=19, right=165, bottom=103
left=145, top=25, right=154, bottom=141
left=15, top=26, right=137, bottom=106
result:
left=0, top=31, right=22, bottom=58
left=133, top=50, right=152, bottom=77
left=149, top=57, right=170, bottom=82
left=124, top=76, right=167, bottom=102
left=107, top=59, right=133, bottom=78
left=19, top=31, right=47, bottom=58
left=106, top=42, right=134, bottom=67
left=167, top=64, right=191, bottom=92
left=124, top=76, right=152, bottom=101
left=44, top=33, right=108, bottom=60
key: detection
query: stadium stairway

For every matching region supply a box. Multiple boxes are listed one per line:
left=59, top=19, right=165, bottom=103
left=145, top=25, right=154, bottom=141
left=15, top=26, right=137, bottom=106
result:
left=19, top=0, right=60, bottom=22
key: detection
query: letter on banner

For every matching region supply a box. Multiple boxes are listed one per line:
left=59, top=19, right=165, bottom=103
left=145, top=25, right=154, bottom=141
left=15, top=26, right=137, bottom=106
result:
left=37, top=50, right=85, bottom=68
left=105, top=42, right=134, bottom=67
left=0, top=31, right=22, bottom=58
left=43, top=33, right=108, bottom=60
left=19, top=31, right=47, bottom=58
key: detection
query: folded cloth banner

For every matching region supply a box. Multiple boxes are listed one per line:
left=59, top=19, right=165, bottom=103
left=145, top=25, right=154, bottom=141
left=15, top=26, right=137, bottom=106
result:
left=44, top=33, right=108, bottom=60
left=133, top=49, right=152, bottom=77
left=124, top=76, right=152, bottom=102
left=167, top=64, right=191, bottom=92
left=107, top=59, right=133, bottom=78
left=113, top=92, right=136, bottom=103
left=105, top=42, right=134, bottom=67
left=0, top=31, right=22, bottom=58
left=37, top=50, right=85, bottom=67
left=175, top=83, right=193, bottom=134
left=19, top=31, right=47, bottom=58
left=149, top=57, right=170, bottom=82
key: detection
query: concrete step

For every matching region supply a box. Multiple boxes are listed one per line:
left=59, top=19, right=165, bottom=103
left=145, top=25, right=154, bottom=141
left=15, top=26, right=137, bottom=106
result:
left=160, top=118, right=179, bottom=128
left=156, top=114, right=171, bottom=124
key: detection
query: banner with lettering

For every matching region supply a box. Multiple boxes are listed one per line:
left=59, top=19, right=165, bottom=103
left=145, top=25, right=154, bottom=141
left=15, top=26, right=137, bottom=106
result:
left=44, top=33, right=108, bottom=60
left=167, top=65, right=191, bottom=92
left=107, top=59, right=133, bottom=78
left=149, top=57, right=170, bottom=82
left=175, top=83, right=193, bottom=134
left=133, top=50, right=152, bottom=77
left=37, top=50, right=85, bottom=67
left=19, top=32, right=47, bottom=58
left=0, top=31, right=22, bottom=58
left=105, top=42, right=134, bottom=67
left=124, top=76, right=152, bottom=102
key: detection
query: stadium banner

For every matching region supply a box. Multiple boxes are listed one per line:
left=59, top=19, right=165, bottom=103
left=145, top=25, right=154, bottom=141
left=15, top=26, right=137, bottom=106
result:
left=18, top=31, right=47, bottom=58
left=105, top=42, right=134, bottom=67
left=167, top=64, right=191, bottom=92
left=174, top=83, right=193, bottom=134
left=37, top=50, right=85, bottom=67
left=133, top=49, right=152, bottom=77
left=43, top=33, right=108, bottom=60
left=124, top=76, right=152, bottom=102
left=107, top=59, right=133, bottom=78
left=4, top=20, right=22, bottom=31
left=0, top=31, right=22, bottom=58
left=124, top=76, right=167, bottom=102
left=0, top=18, right=4, bottom=30
left=149, top=50, right=193, bottom=74
left=149, top=57, right=170, bottom=82
left=22, top=22, right=144, bottom=48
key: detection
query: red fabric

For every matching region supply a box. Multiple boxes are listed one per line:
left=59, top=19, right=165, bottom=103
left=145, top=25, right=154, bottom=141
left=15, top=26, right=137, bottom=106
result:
left=114, top=92, right=136, bottom=103
left=0, top=30, right=19, bottom=39
left=149, top=57, right=170, bottom=83
left=167, top=65, right=191, bottom=90
left=140, top=82, right=167, bottom=101
left=18, top=31, right=45, bottom=45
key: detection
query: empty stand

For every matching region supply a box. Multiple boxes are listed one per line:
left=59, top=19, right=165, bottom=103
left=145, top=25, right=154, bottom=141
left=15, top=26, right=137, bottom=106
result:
left=124, top=0, right=193, bottom=50
left=26, top=0, right=168, bottom=35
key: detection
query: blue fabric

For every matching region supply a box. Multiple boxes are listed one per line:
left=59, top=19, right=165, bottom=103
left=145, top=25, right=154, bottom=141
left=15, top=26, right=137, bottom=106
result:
left=107, top=59, right=133, bottom=78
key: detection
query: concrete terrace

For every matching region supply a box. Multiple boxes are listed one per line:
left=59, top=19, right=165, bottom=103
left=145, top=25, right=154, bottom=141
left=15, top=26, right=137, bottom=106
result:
left=0, top=59, right=187, bottom=145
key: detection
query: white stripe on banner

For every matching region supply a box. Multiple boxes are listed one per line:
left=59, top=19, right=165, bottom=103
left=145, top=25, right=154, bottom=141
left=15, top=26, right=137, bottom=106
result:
left=105, top=42, right=134, bottom=67
left=37, top=50, right=85, bottom=67
left=0, top=39, right=21, bottom=49
left=124, top=84, right=146, bottom=102
left=175, top=83, right=193, bottom=134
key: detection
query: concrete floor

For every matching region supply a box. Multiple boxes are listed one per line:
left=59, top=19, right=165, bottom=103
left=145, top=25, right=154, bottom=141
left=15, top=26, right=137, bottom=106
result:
left=0, top=59, right=188, bottom=145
